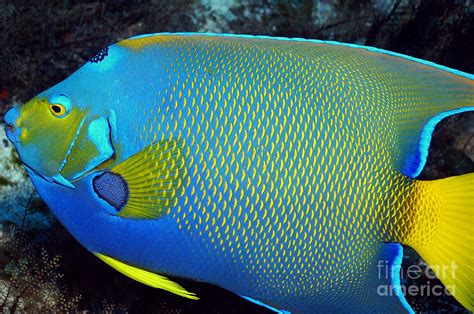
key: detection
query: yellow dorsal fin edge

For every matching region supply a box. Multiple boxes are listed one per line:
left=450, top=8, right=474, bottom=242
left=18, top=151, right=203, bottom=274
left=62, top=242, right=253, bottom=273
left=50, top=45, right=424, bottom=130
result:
left=95, top=253, right=199, bottom=300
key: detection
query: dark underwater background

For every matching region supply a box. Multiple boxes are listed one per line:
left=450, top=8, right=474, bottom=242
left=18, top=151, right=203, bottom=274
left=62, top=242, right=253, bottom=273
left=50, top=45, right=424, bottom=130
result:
left=0, top=0, right=473, bottom=312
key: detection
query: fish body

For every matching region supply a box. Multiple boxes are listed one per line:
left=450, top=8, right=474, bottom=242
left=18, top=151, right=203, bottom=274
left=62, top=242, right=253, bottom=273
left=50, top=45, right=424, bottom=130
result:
left=4, top=33, right=474, bottom=313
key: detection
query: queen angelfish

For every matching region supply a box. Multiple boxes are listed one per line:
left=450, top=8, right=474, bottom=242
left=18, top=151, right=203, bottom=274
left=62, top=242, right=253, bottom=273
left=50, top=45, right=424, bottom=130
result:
left=4, top=33, right=474, bottom=313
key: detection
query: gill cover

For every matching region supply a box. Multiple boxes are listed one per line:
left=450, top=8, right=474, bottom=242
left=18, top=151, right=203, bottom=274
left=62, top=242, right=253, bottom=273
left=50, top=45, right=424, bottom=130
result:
left=13, top=95, right=114, bottom=188
left=60, top=113, right=115, bottom=180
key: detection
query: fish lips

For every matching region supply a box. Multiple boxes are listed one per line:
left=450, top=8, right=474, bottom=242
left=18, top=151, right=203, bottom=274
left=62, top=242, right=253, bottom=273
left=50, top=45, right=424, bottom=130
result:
left=4, top=124, right=19, bottom=144
left=4, top=108, right=20, bottom=144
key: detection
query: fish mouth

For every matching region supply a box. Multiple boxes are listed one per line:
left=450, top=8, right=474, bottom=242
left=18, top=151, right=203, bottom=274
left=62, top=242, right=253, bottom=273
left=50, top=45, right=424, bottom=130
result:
left=4, top=121, right=79, bottom=189
left=4, top=123, right=19, bottom=143
left=3, top=120, right=46, bottom=183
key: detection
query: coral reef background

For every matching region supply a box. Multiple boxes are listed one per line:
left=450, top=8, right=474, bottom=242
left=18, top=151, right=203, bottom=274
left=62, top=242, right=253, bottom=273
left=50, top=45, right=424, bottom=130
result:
left=0, top=0, right=473, bottom=312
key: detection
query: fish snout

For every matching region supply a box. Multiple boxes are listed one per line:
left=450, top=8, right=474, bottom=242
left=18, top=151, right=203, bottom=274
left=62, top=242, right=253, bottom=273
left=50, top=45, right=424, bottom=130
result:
left=4, top=105, right=20, bottom=125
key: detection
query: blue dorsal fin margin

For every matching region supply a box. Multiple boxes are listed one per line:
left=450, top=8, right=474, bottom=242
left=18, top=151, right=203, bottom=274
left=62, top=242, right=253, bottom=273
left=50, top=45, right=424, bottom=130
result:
left=402, top=107, right=474, bottom=178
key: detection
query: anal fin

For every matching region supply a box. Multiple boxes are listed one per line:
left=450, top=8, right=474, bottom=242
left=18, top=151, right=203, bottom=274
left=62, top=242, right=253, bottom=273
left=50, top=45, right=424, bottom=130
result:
left=356, top=243, right=414, bottom=313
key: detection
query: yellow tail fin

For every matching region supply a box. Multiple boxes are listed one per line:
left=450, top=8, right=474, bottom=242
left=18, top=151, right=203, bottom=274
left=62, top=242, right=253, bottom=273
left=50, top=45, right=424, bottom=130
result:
left=404, top=172, right=474, bottom=311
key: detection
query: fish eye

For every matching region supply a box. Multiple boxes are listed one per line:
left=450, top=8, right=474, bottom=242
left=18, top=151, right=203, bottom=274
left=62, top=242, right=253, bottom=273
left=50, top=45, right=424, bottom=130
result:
left=49, top=104, right=66, bottom=117
left=48, top=93, right=71, bottom=118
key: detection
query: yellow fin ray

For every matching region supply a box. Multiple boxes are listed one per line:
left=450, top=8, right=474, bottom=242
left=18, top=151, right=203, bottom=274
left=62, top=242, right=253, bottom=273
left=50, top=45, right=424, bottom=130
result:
left=403, top=173, right=474, bottom=311
left=111, top=139, right=187, bottom=219
left=95, top=253, right=199, bottom=300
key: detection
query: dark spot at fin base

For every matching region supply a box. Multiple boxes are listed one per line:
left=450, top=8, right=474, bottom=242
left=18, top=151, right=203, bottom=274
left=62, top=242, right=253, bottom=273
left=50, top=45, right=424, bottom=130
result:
left=93, top=171, right=128, bottom=211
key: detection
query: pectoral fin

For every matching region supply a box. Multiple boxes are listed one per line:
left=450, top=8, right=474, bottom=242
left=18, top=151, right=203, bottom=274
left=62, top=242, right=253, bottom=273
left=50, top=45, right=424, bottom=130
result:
left=95, top=253, right=198, bottom=300
left=93, top=139, right=187, bottom=219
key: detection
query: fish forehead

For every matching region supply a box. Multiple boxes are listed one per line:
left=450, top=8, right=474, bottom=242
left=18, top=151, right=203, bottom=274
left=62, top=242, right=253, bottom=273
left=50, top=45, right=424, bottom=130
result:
left=117, top=36, right=413, bottom=304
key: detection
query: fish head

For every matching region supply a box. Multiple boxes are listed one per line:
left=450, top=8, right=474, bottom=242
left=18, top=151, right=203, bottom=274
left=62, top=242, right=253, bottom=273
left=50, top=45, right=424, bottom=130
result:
left=4, top=91, right=115, bottom=188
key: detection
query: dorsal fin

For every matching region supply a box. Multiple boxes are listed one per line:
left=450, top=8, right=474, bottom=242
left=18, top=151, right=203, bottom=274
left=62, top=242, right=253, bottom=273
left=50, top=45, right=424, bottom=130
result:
left=95, top=253, right=198, bottom=300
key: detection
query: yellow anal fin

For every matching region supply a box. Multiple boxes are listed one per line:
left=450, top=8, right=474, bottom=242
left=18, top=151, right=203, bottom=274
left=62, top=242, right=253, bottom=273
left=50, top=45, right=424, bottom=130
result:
left=95, top=253, right=199, bottom=300
left=111, top=139, right=187, bottom=219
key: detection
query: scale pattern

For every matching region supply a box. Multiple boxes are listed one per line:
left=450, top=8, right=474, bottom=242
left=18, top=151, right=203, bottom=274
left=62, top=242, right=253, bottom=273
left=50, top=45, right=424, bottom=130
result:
left=115, top=35, right=471, bottom=310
